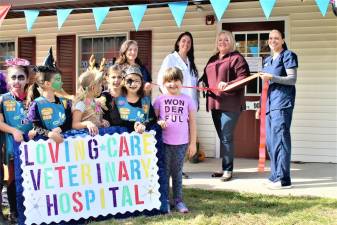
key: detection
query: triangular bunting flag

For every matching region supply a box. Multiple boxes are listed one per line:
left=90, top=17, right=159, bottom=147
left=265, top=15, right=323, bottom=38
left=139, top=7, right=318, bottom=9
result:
left=128, top=4, right=147, bottom=31
left=92, top=7, right=110, bottom=31
left=24, top=10, right=39, bottom=32
left=315, top=0, right=330, bottom=16
left=57, top=9, right=72, bottom=30
left=259, top=0, right=277, bottom=19
left=0, top=4, right=11, bottom=28
left=168, top=1, right=188, bottom=28
left=210, top=0, right=230, bottom=21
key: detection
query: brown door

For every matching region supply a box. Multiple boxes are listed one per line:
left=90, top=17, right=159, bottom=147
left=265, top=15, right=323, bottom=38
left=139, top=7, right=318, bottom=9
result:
left=57, top=35, right=76, bottom=94
left=222, top=21, right=284, bottom=158
left=130, top=30, right=152, bottom=75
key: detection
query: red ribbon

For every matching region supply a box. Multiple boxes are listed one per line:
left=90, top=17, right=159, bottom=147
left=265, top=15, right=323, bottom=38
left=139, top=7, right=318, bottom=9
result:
left=258, top=80, right=269, bottom=172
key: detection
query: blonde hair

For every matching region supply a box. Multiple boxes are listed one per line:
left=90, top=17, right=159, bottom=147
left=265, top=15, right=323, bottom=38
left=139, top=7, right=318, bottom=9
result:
left=74, top=71, right=102, bottom=102
left=162, top=67, right=183, bottom=84
left=215, top=30, right=236, bottom=53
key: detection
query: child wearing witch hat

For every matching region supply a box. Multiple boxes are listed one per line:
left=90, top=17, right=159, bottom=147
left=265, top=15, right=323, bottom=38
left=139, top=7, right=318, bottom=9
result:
left=27, top=47, right=72, bottom=143
left=0, top=57, right=33, bottom=223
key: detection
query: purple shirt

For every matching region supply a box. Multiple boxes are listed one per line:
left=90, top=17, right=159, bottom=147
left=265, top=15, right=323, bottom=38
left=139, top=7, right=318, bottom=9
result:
left=153, top=94, right=196, bottom=145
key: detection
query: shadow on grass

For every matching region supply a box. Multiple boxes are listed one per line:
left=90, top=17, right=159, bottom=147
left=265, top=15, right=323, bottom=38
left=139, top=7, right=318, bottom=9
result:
left=93, top=188, right=337, bottom=225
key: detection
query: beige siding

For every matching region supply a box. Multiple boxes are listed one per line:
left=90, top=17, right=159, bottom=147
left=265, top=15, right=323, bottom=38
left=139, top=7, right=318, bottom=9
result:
left=0, top=0, right=336, bottom=162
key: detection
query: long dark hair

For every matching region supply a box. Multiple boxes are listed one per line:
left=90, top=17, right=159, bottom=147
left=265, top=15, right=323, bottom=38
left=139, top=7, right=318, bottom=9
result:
left=174, top=32, right=198, bottom=77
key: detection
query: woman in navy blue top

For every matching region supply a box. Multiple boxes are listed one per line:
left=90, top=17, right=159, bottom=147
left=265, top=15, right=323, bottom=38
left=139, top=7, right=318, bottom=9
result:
left=260, top=29, right=298, bottom=189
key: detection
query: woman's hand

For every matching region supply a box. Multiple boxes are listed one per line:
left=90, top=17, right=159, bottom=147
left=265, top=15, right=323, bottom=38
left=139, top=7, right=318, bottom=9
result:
left=48, top=131, right=64, bottom=144
left=86, top=121, right=99, bottom=136
left=188, top=144, right=197, bottom=160
left=12, top=129, right=23, bottom=142
left=260, top=73, right=273, bottom=81
left=217, top=81, right=228, bottom=91
left=255, top=108, right=261, bottom=120
left=28, top=129, right=37, bottom=140
left=157, top=120, right=167, bottom=129
left=134, top=122, right=145, bottom=134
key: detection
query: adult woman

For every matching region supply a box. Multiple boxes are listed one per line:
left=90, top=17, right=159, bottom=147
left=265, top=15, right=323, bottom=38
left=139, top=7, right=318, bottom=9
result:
left=259, top=29, right=298, bottom=189
left=115, top=40, right=152, bottom=91
left=200, top=30, right=250, bottom=181
left=157, top=31, right=199, bottom=109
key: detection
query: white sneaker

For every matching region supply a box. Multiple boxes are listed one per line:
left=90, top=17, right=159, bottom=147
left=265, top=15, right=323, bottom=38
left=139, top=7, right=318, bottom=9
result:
left=267, top=181, right=292, bottom=190
left=263, top=179, right=273, bottom=186
left=221, top=171, right=233, bottom=181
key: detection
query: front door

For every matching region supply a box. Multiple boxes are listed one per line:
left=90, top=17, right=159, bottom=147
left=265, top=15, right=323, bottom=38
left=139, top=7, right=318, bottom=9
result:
left=221, top=21, right=285, bottom=158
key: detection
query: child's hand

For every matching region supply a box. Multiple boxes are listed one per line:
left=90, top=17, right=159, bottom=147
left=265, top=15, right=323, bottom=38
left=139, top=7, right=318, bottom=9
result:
left=188, top=144, right=197, bottom=160
left=134, top=122, right=145, bottom=134
left=157, top=120, right=167, bottom=129
left=87, top=121, right=99, bottom=136
left=52, top=127, right=62, bottom=134
left=28, top=129, right=37, bottom=140
left=102, top=119, right=110, bottom=128
left=48, top=131, right=64, bottom=144
left=12, top=129, right=23, bottom=142
left=144, top=82, right=152, bottom=92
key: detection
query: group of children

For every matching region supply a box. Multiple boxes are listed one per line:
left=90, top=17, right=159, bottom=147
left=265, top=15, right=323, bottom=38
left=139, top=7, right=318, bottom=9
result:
left=0, top=40, right=197, bottom=224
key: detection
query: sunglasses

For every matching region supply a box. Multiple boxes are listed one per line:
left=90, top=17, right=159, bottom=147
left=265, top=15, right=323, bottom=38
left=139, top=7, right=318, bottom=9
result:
left=125, top=78, right=141, bottom=86
left=10, top=74, right=26, bottom=81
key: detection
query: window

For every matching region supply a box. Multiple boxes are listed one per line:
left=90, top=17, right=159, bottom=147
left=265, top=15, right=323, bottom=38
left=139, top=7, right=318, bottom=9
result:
left=79, top=35, right=127, bottom=73
left=233, top=32, right=270, bottom=96
left=0, top=41, right=15, bottom=71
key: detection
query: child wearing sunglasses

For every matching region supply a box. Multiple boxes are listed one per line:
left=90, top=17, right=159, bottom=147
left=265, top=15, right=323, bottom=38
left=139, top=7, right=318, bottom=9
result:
left=0, top=58, right=33, bottom=223
left=115, top=66, right=156, bottom=133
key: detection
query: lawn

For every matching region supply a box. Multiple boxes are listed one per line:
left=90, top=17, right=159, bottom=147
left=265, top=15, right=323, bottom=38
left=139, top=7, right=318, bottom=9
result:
left=91, top=188, right=337, bottom=225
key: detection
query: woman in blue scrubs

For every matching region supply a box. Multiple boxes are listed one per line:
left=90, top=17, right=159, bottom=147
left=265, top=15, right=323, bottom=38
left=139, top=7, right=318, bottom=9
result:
left=260, top=29, right=298, bottom=189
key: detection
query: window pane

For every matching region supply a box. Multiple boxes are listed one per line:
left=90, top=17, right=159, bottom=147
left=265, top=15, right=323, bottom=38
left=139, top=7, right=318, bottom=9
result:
left=247, top=33, right=258, bottom=57
left=260, top=33, right=270, bottom=53
left=93, top=38, right=103, bottom=53
left=0, top=43, right=6, bottom=56
left=104, top=37, right=114, bottom=53
left=235, top=34, right=246, bottom=54
left=81, top=38, right=92, bottom=53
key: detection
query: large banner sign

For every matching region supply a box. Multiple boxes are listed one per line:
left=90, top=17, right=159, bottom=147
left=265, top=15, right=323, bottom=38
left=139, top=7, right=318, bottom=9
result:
left=17, top=130, right=163, bottom=225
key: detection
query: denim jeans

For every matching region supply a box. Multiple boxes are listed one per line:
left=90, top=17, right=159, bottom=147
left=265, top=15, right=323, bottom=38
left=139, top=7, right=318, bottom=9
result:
left=211, top=110, right=240, bottom=172
left=266, top=108, right=293, bottom=186
left=164, top=143, right=188, bottom=201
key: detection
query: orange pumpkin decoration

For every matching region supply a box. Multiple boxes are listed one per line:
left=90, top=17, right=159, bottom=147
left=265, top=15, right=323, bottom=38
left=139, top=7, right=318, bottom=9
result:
left=198, top=150, right=206, bottom=162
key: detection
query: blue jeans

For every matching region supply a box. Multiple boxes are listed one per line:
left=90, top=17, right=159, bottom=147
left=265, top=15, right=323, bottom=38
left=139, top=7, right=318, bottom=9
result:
left=266, top=108, right=293, bottom=186
left=211, top=110, right=240, bottom=171
left=164, top=143, right=188, bottom=201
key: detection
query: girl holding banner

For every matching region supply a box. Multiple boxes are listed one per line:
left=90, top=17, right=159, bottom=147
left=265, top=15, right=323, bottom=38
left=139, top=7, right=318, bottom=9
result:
left=259, top=29, right=298, bottom=189
left=0, top=58, right=33, bottom=223
left=72, top=70, right=110, bottom=136
left=199, top=30, right=250, bottom=181
left=27, top=48, right=72, bottom=144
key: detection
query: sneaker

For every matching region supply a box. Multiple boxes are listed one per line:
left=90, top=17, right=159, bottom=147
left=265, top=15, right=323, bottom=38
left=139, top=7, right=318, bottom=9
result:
left=175, top=201, right=189, bottom=213
left=267, top=181, right=292, bottom=190
left=182, top=172, right=189, bottom=179
left=262, top=179, right=273, bottom=186
left=221, top=171, right=232, bottom=182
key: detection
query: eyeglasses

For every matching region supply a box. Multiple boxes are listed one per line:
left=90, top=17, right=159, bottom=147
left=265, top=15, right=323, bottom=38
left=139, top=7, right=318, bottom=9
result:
left=10, top=74, right=26, bottom=81
left=125, top=79, right=141, bottom=86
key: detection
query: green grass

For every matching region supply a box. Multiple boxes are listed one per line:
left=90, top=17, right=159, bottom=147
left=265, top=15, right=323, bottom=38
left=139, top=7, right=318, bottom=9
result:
left=91, top=188, right=337, bottom=225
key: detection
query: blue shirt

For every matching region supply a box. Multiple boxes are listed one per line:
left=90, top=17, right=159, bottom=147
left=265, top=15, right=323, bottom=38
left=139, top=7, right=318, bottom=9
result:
left=262, top=50, right=298, bottom=112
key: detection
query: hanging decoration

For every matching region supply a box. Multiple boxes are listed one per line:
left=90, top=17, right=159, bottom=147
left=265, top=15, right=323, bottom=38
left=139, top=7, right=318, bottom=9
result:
left=168, top=1, right=188, bottom=28
left=56, top=9, right=72, bottom=30
left=315, top=0, right=330, bottom=16
left=209, top=0, right=230, bottom=21
left=24, top=10, right=39, bottom=32
left=0, top=4, right=11, bottom=27
left=128, top=4, right=147, bottom=31
left=92, top=7, right=110, bottom=31
left=259, top=0, right=277, bottom=19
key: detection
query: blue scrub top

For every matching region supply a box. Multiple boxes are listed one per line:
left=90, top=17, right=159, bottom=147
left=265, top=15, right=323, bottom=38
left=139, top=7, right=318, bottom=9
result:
left=262, top=50, right=298, bottom=112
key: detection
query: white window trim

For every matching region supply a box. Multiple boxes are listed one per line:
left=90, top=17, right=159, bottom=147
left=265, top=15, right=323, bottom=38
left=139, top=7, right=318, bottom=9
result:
left=215, top=16, right=289, bottom=158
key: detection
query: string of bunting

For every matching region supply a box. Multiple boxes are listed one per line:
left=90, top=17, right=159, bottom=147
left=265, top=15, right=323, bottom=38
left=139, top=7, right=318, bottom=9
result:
left=0, top=0, right=332, bottom=31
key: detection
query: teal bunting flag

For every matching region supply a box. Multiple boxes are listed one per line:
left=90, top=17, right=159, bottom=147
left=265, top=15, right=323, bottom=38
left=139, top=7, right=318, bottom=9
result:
left=315, top=0, right=330, bottom=16
left=259, top=0, right=277, bottom=19
left=57, top=9, right=73, bottom=30
left=92, top=7, right=110, bottom=31
left=210, top=0, right=230, bottom=21
left=168, top=1, right=188, bottom=28
left=24, top=10, right=39, bottom=32
left=128, top=4, right=147, bottom=31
